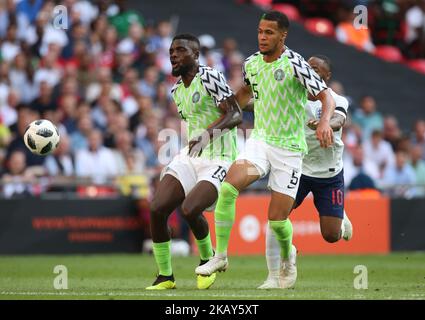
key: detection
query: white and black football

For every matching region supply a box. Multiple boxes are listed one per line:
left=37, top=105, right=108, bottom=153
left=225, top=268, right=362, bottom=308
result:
left=23, top=119, right=60, bottom=156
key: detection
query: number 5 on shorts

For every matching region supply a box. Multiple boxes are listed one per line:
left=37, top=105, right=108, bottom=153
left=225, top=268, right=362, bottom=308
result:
left=287, top=170, right=299, bottom=189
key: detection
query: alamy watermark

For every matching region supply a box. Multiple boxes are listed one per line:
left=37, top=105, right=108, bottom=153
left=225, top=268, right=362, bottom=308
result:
left=353, top=265, right=368, bottom=289
left=52, top=5, right=68, bottom=30
left=53, top=265, right=68, bottom=289
left=353, top=5, right=368, bottom=30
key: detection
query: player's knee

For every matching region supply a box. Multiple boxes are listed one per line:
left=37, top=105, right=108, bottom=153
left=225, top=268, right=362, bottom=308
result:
left=321, top=229, right=341, bottom=243
left=180, top=201, right=198, bottom=221
left=150, top=200, right=169, bottom=219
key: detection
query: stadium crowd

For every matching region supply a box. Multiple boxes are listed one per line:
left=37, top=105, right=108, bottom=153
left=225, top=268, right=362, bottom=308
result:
left=258, top=0, right=425, bottom=59
left=0, top=0, right=424, bottom=203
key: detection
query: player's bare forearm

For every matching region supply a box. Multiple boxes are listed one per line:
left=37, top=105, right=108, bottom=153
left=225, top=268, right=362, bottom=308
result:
left=314, top=89, right=335, bottom=148
left=316, top=89, right=335, bottom=123
left=307, top=113, right=345, bottom=132
left=209, top=95, right=242, bottom=133
left=235, top=85, right=253, bottom=109
left=329, top=113, right=345, bottom=131
left=188, top=95, right=242, bottom=156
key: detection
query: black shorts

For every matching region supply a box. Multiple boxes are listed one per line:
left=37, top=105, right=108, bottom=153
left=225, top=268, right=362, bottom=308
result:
left=294, top=170, right=344, bottom=218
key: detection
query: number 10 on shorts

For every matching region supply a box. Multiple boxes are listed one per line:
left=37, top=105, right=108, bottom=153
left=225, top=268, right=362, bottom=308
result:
left=332, top=189, right=344, bottom=206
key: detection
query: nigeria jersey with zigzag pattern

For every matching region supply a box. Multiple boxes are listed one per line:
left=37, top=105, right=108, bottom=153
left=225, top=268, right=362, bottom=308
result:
left=171, top=65, right=237, bottom=162
left=243, top=47, right=328, bottom=154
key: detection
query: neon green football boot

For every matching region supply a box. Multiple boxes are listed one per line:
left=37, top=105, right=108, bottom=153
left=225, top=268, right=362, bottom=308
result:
left=146, top=274, right=176, bottom=290
left=196, top=259, right=217, bottom=289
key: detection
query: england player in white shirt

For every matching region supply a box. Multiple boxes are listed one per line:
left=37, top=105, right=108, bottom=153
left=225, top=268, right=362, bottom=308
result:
left=259, top=55, right=353, bottom=289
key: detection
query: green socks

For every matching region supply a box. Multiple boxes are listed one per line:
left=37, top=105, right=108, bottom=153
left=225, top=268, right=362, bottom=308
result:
left=269, top=219, right=293, bottom=260
left=152, top=241, right=172, bottom=276
left=214, top=182, right=239, bottom=256
left=196, top=232, right=214, bottom=261
left=153, top=234, right=213, bottom=276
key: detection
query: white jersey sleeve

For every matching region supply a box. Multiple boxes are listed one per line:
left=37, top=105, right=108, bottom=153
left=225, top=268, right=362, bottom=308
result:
left=333, top=93, right=349, bottom=119
left=199, top=65, right=233, bottom=106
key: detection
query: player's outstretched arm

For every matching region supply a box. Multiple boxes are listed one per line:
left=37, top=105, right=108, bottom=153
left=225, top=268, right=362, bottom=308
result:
left=235, top=84, right=253, bottom=110
left=188, top=95, right=242, bottom=157
left=308, top=113, right=346, bottom=132
left=314, top=88, right=335, bottom=148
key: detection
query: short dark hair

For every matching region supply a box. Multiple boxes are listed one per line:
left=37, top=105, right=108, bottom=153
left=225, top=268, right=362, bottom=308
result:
left=172, top=33, right=200, bottom=49
left=261, top=11, right=290, bottom=31
left=311, top=54, right=332, bottom=72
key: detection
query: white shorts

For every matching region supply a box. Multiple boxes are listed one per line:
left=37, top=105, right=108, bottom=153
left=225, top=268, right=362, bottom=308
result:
left=236, top=138, right=303, bottom=199
left=160, top=150, right=231, bottom=210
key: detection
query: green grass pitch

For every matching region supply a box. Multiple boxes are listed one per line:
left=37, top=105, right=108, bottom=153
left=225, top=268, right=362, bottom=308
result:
left=0, top=253, right=424, bottom=300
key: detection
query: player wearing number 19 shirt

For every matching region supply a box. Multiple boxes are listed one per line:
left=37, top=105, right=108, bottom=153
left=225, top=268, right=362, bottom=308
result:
left=146, top=34, right=242, bottom=290
left=258, top=55, right=353, bottom=289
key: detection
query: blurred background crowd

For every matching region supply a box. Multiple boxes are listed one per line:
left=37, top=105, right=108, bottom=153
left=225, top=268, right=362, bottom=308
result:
left=0, top=0, right=424, bottom=208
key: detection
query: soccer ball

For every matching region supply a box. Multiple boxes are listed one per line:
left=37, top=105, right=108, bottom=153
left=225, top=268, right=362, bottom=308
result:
left=23, top=119, right=60, bottom=156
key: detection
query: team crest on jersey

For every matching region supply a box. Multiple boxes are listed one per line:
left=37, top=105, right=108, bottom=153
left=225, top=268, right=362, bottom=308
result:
left=192, top=92, right=200, bottom=103
left=274, top=69, right=285, bottom=81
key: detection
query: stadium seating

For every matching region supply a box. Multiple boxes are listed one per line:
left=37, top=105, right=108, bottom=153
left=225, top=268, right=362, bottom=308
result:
left=304, top=18, right=335, bottom=38
left=272, top=4, right=301, bottom=22
left=252, top=0, right=272, bottom=8
left=406, top=59, right=425, bottom=75
left=373, top=45, right=404, bottom=63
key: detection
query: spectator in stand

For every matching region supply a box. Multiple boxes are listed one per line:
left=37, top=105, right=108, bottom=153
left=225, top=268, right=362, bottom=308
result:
left=103, top=110, right=129, bottom=148
left=150, top=20, right=174, bottom=75
left=363, top=129, right=396, bottom=180
left=120, top=68, right=140, bottom=117
left=30, top=81, right=56, bottom=115
left=383, top=115, right=402, bottom=151
left=369, top=0, right=404, bottom=48
left=411, top=119, right=425, bottom=159
left=404, top=0, right=425, bottom=58
left=1, top=23, right=21, bottom=63
left=59, top=93, right=79, bottom=134
left=410, top=144, right=425, bottom=187
left=1, top=89, right=19, bottom=128
left=5, top=104, right=42, bottom=167
left=86, top=67, right=123, bottom=104
left=112, top=129, right=145, bottom=175
left=396, top=134, right=412, bottom=154
left=9, top=52, right=37, bottom=103
left=138, top=66, right=160, bottom=100
left=382, top=149, right=417, bottom=197
left=352, top=95, right=384, bottom=140
left=44, top=134, right=75, bottom=177
left=198, top=34, right=225, bottom=73
left=75, top=129, right=118, bottom=183
left=345, top=143, right=380, bottom=189
left=130, top=95, right=154, bottom=133
left=220, top=37, right=244, bottom=78
left=135, top=115, right=160, bottom=169
left=91, top=95, right=122, bottom=131
left=34, top=51, right=63, bottom=88
left=1, top=150, right=34, bottom=198
left=108, top=0, right=144, bottom=38
left=70, top=113, right=93, bottom=152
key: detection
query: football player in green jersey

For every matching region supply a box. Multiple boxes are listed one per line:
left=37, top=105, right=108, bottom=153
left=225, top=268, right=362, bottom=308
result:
left=196, top=11, right=336, bottom=289
left=146, top=34, right=242, bottom=290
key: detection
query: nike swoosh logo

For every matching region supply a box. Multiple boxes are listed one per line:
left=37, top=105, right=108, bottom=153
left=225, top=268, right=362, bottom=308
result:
left=250, top=73, right=258, bottom=77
